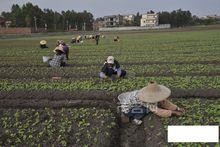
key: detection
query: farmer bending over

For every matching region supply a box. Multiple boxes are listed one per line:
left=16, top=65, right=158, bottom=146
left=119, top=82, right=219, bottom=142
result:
left=118, top=81, right=185, bottom=125
left=59, top=41, right=69, bottom=60
left=114, top=36, right=120, bottom=42
left=71, top=37, right=76, bottom=44
left=99, top=56, right=126, bottom=80
left=49, top=46, right=66, bottom=67
left=76, top=35, right=83, bottom=43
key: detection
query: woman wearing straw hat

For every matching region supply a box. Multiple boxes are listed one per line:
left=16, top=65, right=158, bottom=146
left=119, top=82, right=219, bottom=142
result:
left=99, top=56, right=126, bottom=80
left=114, top=36, right=120, bottom=42
left=57, top=40, right=69, bottom=60
left=48, top=46, right=66, bottom=67
left=118, top=81, right=185, bottom=125
left=40, top=40, right=48, bottom=49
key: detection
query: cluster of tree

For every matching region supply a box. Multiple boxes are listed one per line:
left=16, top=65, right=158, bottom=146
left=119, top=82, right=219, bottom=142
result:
left=2, top=3, right=219, bottom=30
left=1, top=2, right=94, bottom=31
left=133, top=12, right=142, bottom=26
left=158, top=9, right=193, bottom=27
left=159, top=9, right=219, bottom=27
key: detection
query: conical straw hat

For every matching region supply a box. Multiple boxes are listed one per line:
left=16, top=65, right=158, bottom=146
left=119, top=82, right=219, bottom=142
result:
left=40, top=40, right=47, bottom=45
left=53, top=46, right=64, bottom=53
left=137, top=81, right=171, bottom=103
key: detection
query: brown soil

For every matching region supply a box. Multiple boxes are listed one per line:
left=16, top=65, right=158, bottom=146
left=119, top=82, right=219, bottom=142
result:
left=0, top=89, right=219, bottom=103
left=119, top=114, right=166, bottom=147
left=0, top=90, right=219, bottom=146
left=0, top=107, right=119, bottom=147
left=119, top=121, right=146, bottom=147
left=143, top=114, right=167, bottom=146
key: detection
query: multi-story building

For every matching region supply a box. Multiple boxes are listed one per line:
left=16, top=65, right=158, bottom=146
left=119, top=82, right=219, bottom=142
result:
left=103, top=15, right=123, bottom=27
left=141, top=12, right=159, bottom=27
left=93, top=20, right=105, bottom=31
left=201, top=15, right=220, bottom=20
left=123, top=14, right=135, bottom=25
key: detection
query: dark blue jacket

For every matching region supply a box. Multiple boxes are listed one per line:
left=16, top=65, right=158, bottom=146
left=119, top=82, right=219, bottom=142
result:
left=101, top=60, right=120, bottom=76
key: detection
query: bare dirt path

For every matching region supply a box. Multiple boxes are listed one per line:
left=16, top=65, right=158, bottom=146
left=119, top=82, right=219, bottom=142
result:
left=119, top=114, right=166, bottom=147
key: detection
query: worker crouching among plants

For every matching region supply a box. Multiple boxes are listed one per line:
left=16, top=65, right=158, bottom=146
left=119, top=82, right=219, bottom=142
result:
left=118, top=81, right=185, bottom=125
left=48, top=46, right=66, bottom=67
left=40, top=40, right=48, bottom=49
left=99, top=56, right=126, bottom=80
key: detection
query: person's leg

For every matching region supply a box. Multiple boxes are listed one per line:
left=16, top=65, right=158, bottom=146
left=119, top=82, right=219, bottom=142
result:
left=121, top=113, right=130, bottom=123
left=99, top=72, right=107, bottom=79
left=120, top=70, right=126, bottom=78
left=111, top=72, right=118, bottom=80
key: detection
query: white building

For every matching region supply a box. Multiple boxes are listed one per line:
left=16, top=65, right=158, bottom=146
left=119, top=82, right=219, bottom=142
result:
left=141, top=13, right=159, bottom=27
left=103, top=15, right=123, bottom=27
left=123, top=14, right=135, bottom=25
left=123, top=14, right=135, bottom=22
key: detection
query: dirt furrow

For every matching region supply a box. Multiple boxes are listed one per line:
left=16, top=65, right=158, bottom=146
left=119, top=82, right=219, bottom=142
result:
left=0, top=89, right=220, bottom=102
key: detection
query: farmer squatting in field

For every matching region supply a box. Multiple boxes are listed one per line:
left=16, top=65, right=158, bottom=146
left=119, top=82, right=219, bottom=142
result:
left=40, top=40, right=48, bottom=49
left=118, top=81, right=185, bottom=125
left=71, top=35, right=83, bottom=44
left=99, top=56, right=126, bottom=80
left=48, top=46, right=66, bottom=67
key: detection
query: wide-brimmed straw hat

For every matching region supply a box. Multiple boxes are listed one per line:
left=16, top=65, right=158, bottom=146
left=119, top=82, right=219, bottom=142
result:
left=53, top=46, right=64, bottom=53
left=107, top=56, right=114, bottom=64
left=40, top=40, right=47, bottom=45
left=137, top=81, right=171, bottom=103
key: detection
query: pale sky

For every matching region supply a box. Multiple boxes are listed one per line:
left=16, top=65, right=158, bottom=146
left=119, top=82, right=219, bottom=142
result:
left=0, top=0, right=220, bottom=18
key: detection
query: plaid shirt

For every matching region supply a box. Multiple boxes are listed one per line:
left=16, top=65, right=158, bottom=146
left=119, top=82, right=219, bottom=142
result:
left=49, top=54, right=64, bottom=67
left=118, top=90, right=157, bottom=113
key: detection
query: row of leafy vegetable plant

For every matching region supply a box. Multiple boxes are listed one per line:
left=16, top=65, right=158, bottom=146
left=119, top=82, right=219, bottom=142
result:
left=0, top=107, right=117, bottom=146
left=1, top=76, right=220, bottom=91
left=1, top=64, right=220, bottom=79
left=162, top=99, right=219, bottom=147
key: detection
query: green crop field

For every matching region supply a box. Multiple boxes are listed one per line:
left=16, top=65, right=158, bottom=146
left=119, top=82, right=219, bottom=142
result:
left=0, top=28, right=220, bottom=146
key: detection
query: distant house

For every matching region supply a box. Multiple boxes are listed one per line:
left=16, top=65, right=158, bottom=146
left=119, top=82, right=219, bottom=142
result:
left=103, top=15, right=123, bottom=27
left=5, top=21, right=12, bottom=28
left=201, top=15, right=220, bottom=20
left=0, top=16, right=6, bottom=27
left=93, top=20, right=105, bottom=31
left=123, top=14, right=135, bottom=25
left=0, top=16, right=12, bottom=28
left=141, top=12, right=159, bottom=27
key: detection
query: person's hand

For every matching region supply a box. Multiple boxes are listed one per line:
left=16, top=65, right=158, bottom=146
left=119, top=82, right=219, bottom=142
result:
left=172, top=110, right=184, bottom=116
left=176, top=107, right=186, bottom=114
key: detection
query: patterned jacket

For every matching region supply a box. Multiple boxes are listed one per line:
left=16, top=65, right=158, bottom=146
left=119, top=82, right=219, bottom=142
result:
left=49, top=54, right=64, bottom=67
left=118, top=90, right=178, bottom=117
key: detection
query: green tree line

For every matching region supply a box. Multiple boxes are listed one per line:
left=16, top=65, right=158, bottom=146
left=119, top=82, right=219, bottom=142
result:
left=158, top=9, right=219, bottom=27
left=1, top=2, right=94, bottom=31
left=1, top=3, right=219, bottom=30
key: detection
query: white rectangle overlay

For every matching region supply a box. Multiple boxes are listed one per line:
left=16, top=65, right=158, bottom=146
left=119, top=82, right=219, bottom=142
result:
left=168, top=126, right=219, bottom=142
